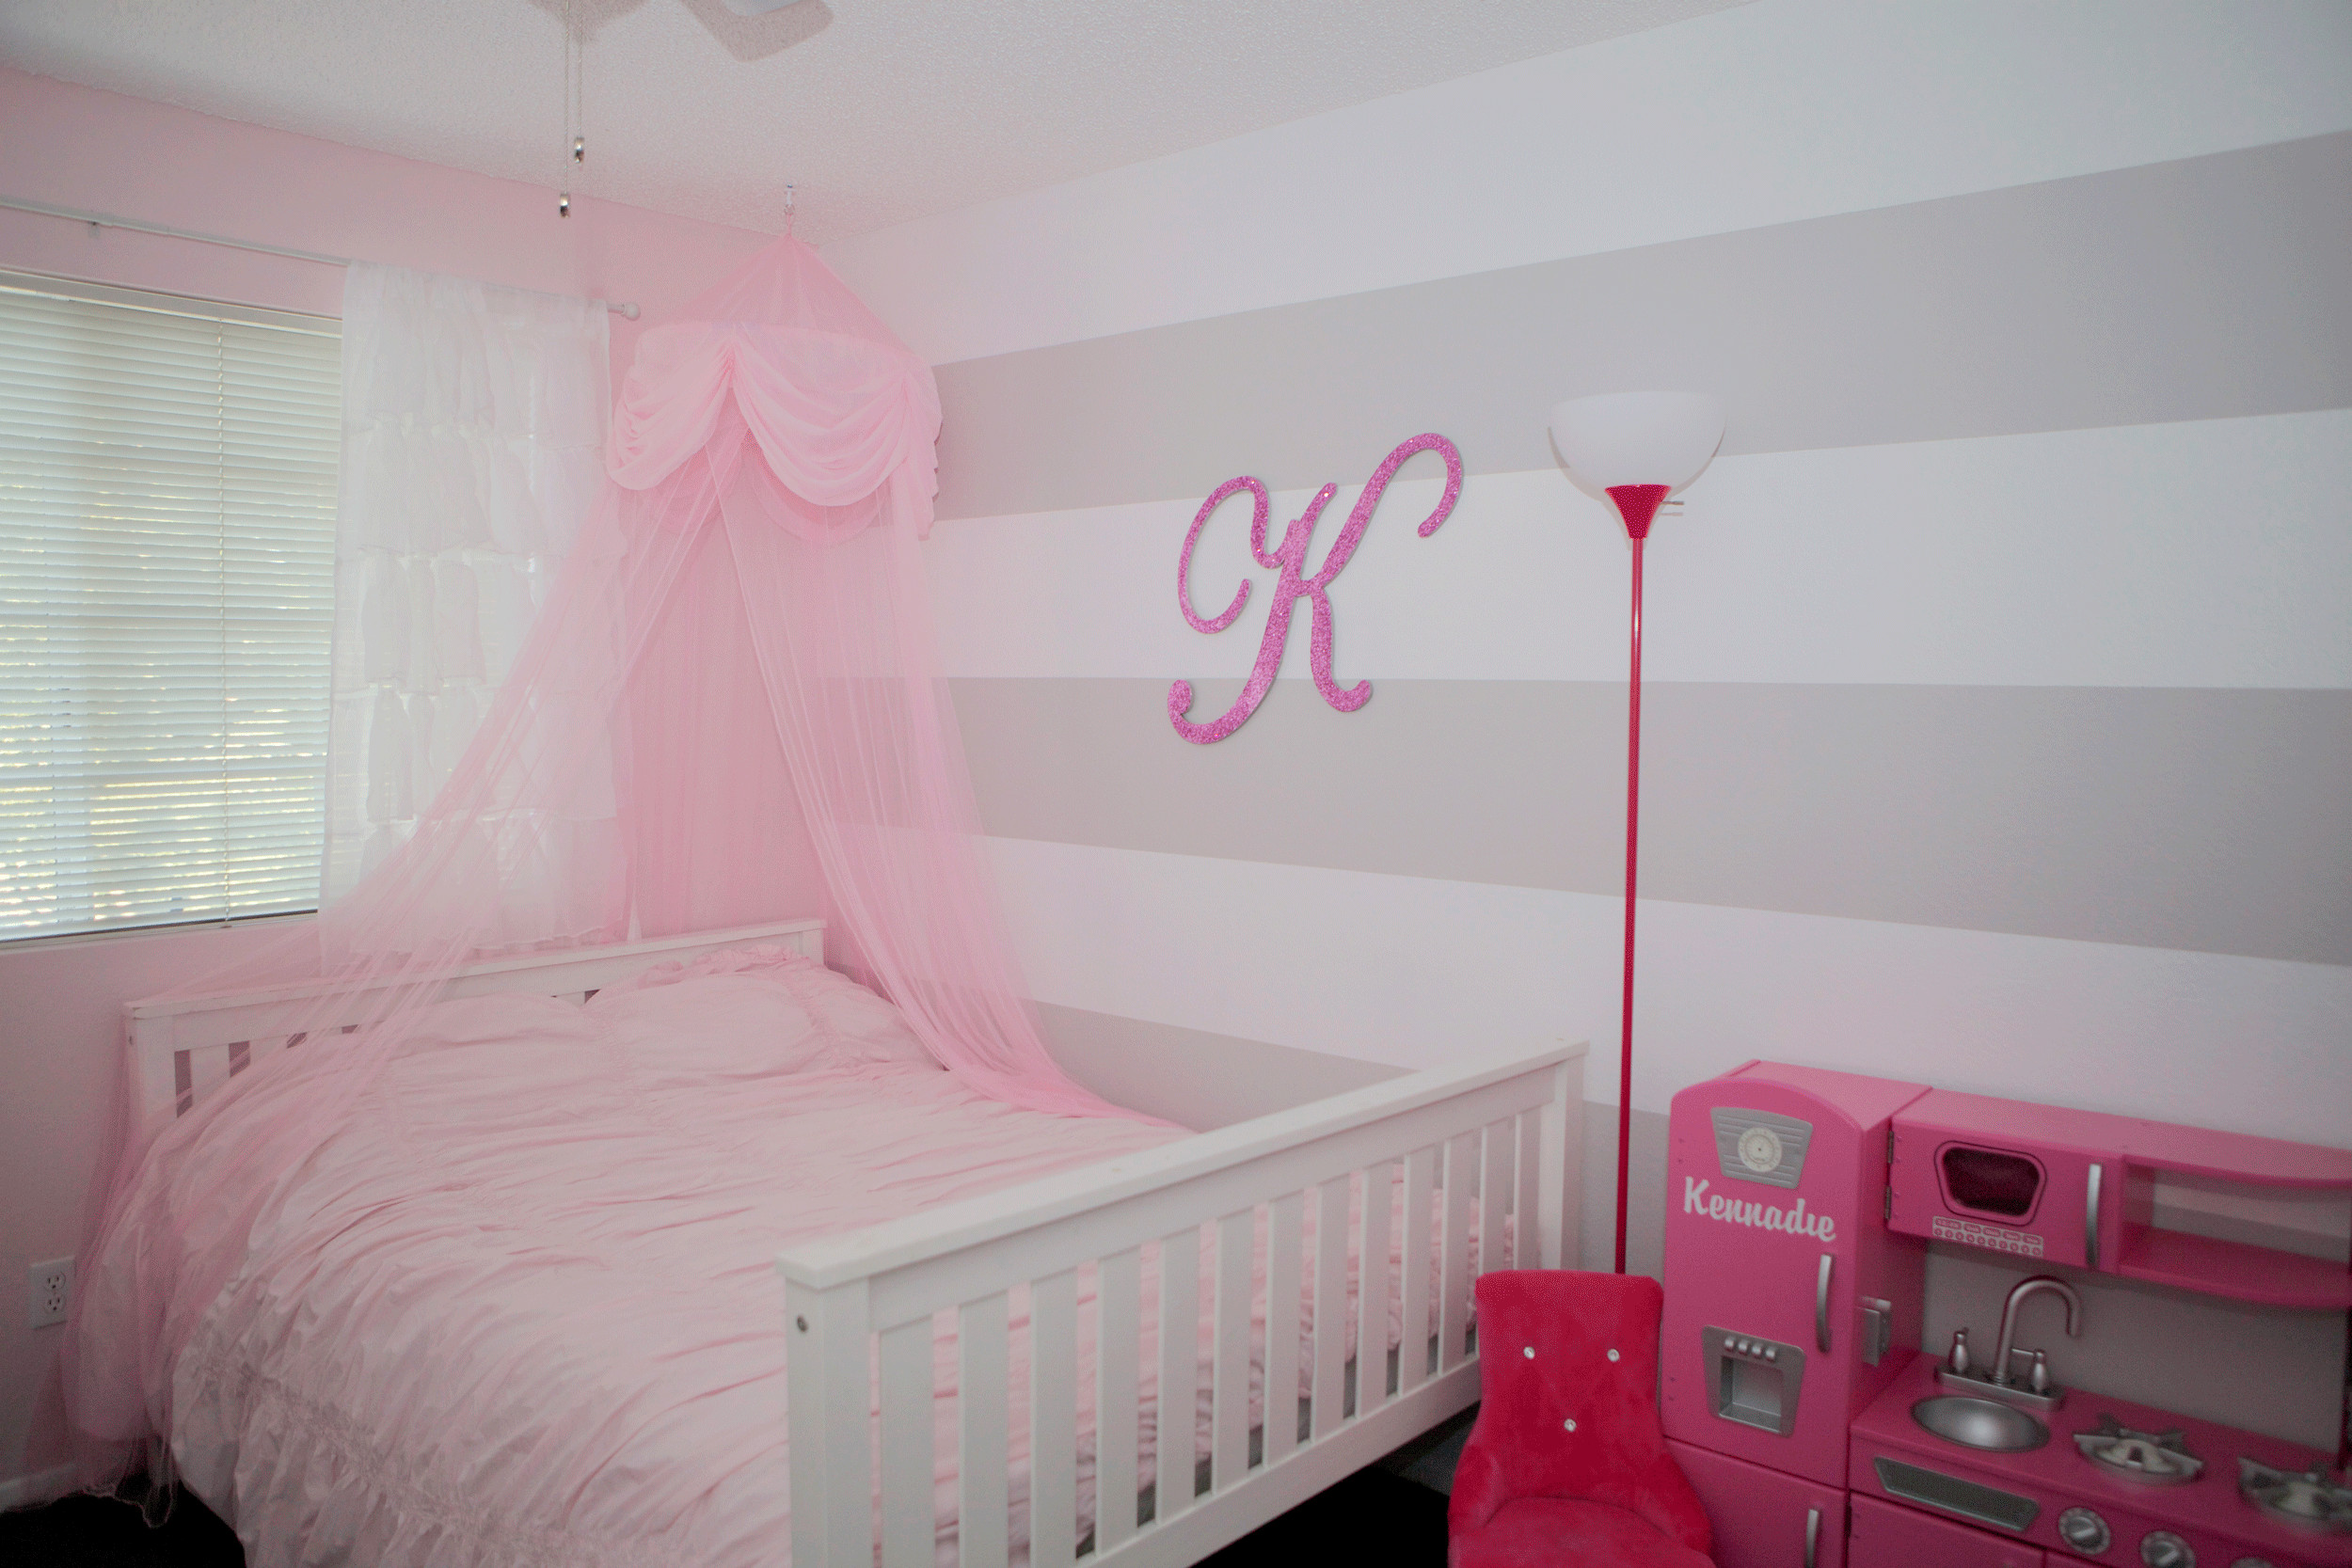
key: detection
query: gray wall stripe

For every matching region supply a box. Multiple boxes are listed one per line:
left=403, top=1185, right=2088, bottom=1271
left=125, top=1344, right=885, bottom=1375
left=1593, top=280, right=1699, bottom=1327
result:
left=933, top=133, right=2352, bottom=521
left=955, top=678, right=2352, bottom=966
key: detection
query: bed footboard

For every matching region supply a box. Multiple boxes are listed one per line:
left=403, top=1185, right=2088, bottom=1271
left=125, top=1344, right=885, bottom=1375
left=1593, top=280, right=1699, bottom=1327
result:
left=777, top=1042, right=1585, bottom=1568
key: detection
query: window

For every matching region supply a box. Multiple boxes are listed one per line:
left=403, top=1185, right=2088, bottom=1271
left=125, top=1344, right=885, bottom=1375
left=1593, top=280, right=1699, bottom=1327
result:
left=0, top=271, right=341, bottom=941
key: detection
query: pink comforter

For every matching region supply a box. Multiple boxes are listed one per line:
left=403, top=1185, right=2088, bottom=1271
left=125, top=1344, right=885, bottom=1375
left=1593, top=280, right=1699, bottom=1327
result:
left=103, top=950, right=1479, bottom=1566
left=121, top=952, right=1184, bottom=1566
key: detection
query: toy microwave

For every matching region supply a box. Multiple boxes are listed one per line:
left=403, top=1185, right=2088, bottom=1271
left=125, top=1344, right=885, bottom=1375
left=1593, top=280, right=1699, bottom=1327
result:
left=1887, top=1088, right=2119, bottom=1271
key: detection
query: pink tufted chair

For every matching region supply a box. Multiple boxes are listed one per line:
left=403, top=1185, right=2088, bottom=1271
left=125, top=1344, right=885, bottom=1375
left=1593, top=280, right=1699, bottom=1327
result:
left=1448, top=1271, right=1714, bottom=1567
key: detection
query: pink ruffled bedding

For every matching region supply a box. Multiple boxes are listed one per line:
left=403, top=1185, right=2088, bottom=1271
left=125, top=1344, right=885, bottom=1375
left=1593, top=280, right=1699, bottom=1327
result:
left=105, top=949, right=1474, bottom=1566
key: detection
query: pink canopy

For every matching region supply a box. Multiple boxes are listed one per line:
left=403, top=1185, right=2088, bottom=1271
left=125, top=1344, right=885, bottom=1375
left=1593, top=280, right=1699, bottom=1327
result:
left=65, top=236, right=1151, bottom=1486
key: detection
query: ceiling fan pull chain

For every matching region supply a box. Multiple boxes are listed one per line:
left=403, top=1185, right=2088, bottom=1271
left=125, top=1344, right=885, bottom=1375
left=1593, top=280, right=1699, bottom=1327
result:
left=558, top=2, right=581, bottom=216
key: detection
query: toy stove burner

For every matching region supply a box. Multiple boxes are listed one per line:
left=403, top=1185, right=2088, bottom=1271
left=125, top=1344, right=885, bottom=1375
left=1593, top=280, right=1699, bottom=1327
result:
left=2238, top=1456, right=2352, bottom=1533
left=2073, top=1415, right=2205, bottom=1484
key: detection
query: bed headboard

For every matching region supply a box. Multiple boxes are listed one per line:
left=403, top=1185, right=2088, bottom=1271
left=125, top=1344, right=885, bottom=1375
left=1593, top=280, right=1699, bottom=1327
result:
left=125, top=918, right=827, bottom=1124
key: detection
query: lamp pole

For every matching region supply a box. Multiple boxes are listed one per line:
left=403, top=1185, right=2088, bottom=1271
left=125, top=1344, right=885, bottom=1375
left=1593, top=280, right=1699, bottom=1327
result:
left=1606, top=483, right=1668, bottom=1275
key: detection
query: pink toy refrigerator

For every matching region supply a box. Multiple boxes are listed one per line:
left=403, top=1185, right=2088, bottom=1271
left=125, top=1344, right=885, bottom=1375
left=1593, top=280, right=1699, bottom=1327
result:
left=1661, top=1062, right=1931, bottom=1568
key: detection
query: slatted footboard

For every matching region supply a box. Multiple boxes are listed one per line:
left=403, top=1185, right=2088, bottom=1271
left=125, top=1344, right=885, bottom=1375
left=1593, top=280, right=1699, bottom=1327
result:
left=779, top=1042, right=1585, bottom=1568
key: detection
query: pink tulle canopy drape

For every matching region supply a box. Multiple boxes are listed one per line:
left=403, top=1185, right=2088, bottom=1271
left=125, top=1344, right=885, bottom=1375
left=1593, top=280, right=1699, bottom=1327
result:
left=65, top=236, right=1146, bottom=1484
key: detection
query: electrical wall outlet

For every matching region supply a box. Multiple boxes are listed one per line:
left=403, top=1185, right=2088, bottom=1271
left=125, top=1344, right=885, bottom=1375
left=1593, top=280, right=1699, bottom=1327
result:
left=29, top=1257, right=72, bottom=1329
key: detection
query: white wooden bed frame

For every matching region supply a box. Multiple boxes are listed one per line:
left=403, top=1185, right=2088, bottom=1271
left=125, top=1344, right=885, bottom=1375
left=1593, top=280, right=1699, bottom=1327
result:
left=126, top=917, right=1584, bottom=1568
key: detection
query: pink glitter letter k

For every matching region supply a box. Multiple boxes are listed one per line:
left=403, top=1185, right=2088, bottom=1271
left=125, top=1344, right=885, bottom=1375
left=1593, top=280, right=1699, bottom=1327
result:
left=1168, top=434, right=1463, bottom=743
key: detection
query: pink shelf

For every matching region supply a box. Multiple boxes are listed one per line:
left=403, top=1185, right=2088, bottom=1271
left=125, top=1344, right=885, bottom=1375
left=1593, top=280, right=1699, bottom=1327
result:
left=2117, top=1222, right=2352, bottom=1309
left=1903, top=1088, right=2352, bottom=1187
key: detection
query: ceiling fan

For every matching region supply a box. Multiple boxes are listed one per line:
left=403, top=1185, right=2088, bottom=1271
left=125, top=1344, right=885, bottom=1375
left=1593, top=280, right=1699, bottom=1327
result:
left=682, top=0, right=833, bottom=66
left=534, top=0, right=828, bottom=60
left=539, top=0, right=824, bottom=221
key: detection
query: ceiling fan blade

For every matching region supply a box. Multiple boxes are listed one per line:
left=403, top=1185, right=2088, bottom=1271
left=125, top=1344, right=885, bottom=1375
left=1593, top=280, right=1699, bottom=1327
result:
left=687, top=0, right=831, bottom=61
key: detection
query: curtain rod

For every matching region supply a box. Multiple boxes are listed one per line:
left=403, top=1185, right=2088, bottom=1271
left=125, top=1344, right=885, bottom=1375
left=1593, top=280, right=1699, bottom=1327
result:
left=0, top=194, right=642, bottom=320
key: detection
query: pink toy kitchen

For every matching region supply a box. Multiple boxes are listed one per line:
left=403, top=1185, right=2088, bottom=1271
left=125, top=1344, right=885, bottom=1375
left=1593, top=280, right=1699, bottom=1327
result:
left=1660, top=1061, right=2352, bottom=1568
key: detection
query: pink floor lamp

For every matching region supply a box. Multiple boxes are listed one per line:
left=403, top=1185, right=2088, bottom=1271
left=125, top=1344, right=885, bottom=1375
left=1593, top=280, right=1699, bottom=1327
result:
left=1548, top=392, right=1725, bottom=1274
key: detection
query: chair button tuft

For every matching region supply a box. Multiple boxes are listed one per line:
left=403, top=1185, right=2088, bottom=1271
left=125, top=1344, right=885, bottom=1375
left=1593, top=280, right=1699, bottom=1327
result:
left=1563, top=1418, right=1577, bottom=1432
left=1607, top=1348, right=1620, bottom=1361
left=1523, top=1346, right=1535, bottom=1358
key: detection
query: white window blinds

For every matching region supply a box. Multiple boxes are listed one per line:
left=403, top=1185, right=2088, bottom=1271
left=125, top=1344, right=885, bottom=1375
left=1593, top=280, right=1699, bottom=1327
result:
left=0, top=271, right=341, bottom=941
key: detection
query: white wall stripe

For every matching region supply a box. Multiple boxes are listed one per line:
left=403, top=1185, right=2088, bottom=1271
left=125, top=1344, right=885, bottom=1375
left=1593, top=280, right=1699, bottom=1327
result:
left=925, top=411, right=2352, bottom=689
left=983, top=836, right=2352, bottom=1148
left=829, top=0, right=2352, bottom=365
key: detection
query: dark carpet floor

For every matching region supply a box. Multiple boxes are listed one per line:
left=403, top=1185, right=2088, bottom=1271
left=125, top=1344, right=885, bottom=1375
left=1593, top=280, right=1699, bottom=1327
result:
left=0, top=1465, right=1449, bottom=1566
left=0, top=1493, right=244, bottom=1568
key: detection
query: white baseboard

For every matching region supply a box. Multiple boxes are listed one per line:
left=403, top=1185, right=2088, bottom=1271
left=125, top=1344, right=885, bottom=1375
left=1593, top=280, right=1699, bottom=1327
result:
left=0, top=1463, right=78, bottom=1512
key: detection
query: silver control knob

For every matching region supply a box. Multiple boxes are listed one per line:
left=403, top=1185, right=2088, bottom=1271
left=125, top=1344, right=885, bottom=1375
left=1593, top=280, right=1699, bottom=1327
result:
left=2057, top=1507, right=2111, bottom=1553
left=2140, top=1531, right=2195, bottom=1568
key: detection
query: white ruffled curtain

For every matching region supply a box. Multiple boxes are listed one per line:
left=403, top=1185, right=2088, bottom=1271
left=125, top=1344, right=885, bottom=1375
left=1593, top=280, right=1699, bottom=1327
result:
left=322, top=265, right=611, bottom=903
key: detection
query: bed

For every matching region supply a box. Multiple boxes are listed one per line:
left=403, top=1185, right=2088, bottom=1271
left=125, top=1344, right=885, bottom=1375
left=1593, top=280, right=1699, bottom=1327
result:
left=119, top=918, right=1585, bottom=1568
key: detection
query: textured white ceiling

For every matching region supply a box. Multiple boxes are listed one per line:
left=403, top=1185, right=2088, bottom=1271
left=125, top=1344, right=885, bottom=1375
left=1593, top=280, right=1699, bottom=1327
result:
left=0, top=0, right=1749, bottom=244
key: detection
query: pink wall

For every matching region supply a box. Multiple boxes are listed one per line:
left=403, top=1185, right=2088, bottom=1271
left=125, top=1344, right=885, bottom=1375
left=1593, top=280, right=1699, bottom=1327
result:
left=0, top=65, right=771, bottom=365
left=0, top=922, right=295, bottom=1497
left=0, top=66, right=771, bottom=1495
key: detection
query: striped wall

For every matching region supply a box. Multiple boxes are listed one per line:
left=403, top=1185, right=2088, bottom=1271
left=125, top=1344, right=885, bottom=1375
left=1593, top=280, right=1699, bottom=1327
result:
left=824, top=0, right=2352, bottom=1391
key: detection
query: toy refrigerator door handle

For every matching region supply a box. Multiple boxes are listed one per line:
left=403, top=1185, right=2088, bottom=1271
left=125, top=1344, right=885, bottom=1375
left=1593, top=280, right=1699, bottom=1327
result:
left=2085, top=1164, right=2102, bottom=1270
left=1669, top=1439, right=1849, bottom=1568
left=1817, top=1254, right=1834, bottom=1352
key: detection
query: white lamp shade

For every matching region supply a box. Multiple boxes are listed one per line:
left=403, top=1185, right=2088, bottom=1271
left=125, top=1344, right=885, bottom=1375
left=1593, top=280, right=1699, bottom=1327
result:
left=1549, top=391, right=1725, bottom=499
